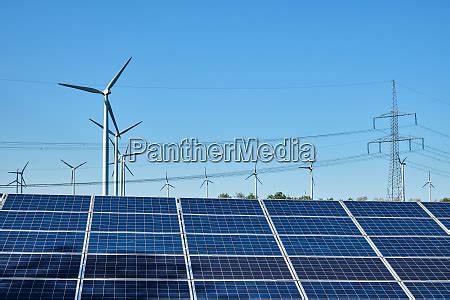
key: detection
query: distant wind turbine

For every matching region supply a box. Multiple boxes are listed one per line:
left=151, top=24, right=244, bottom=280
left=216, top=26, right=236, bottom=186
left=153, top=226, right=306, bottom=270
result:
left=245, top=162, right=262, bottom=199
left=59, top=57, right=132, bottom=195
left=422, top=171, right=435, bottom=202
left=200, top=168, right=214, bottom=198
left=60, top=160, right=86, bottom=195
left=118, top=146, right=134, bottom=196
left=300, top=161, right=315, bottom=200
left=7, top=162, right=29, bottom=194
left=398, top=156, right=407, bottom=201
left=161, top=173, right=175, bottom=198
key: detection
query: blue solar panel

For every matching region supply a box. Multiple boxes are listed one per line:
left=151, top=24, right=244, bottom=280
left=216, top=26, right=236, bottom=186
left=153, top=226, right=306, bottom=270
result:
left=357, top=218, right=447, bottom=236
left=271, top=217, right=360, bottom=235
left=302, top=282, right=407, bottom=299
left=184, top=215, right=272, bottom=234
left=2, top=194, right=91, bottom=212
left=372, top=237, right=450, bottom=257
left=439, top=218, right=450, bottom=230
left=93, top=196, right=177, bottom=214
left=405, top=282, right=450, bottom=299
left=0, top=279, right=77, bottom=299
left=264, top=200, right=348, bottom=216
left=387, top=258, right=450, bottom=280
left=0, top=231, right=85, bottom=253
left=0, top=211, right=88, bottom=231
left=81, top=280, right=191, bottom=299
left=281, top=235, right=375, bottom=256
left=345, top=201, right=429, bottom=217
left=90, top=213, right=180, bottom=233
left=191, top=256, right=292, bottom=280
left=88, top=233, right=184, bottom=254
left=195, top=281, right=301, bottom=299
left=187, top=234, right=281, bottom=255
left=290, top=257, right=394, bottom=280
left=180, top=198, right=263, bottom=215
left=84, top=255, right=187, bottom=279
left=423, top=202, right=450, bottom=218
left=0, top=254, right=81, bottom=278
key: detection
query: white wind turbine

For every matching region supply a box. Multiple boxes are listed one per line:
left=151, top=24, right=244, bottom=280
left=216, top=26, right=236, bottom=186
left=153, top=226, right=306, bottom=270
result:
left=398, top=156, right=407, bottom=201
left=245, top=162, right=262, bottom=199
left=161, top=173, right=175, bottom=198
left=299, top=161, right=315, bottom=200
left=59, top=57, right=132, bottom=195
left=422, top=171, right=435, bottom=202
left=118, top=147, right=134, bottom=196
left=7, top=162, right=29, bottom=194
left=60, top=160, right=87, bottom=195
left=90, top=118, right=141, bottom=196
left=200, top=168, right=214, bottom=198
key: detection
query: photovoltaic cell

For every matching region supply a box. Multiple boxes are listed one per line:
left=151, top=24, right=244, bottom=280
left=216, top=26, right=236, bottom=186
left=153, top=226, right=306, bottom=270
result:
left=183, top=215, right=272, bottom=234
left=90, top=213, right=180, bottom=233
left=344, top=201, right=429, bottom=217
left=281, top=235, right=375, bottom=256
left=2, top=194, right=91, bottom=212
left=264, top=200, right=347, bottom=217
left=439, top=219, right=450, bottom=230
left=290, top=257, right=394, bottom=280
left=84, top=255, right=187, bottom=279
left=93, top=196, right=177, bottom=214
left=187, top=234, right=282, bottom=256
left=194, top=281, right=301, bottom=299
left=0, top=279, right=77, bottom=300
left=190, top=256, right=293, bottom=280
left=405, top=282, right=450, bottom=299
left=302, top=282, right=407, bottom=299
left=0, top=254, right=81, bottom=278
left=0, top=231, right=85, bottom=253
left=387, top=258, right=450, bottom=280
left=423, top=202, right=450, bottom=218
left=88, top=233, right=184, bottom=254
left=180, top=198, right=263, bottom=215
left=357, top=218, right=447, bottom=236
left=0, top=211, right=88, bottom=231
left=271, top=217, right=360, bottom=235
left=81, top=280, right=191, bottom=299
left=372, top=237, right=450, bottom=257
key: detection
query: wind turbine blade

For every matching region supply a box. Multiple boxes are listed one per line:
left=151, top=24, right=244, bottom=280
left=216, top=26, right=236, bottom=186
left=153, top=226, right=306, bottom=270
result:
left=200, top=180, right=205, bottom=188
left=422, top=182, right=428, bottom=188
left=22, top=162, right=29, bottom=173
left=257, top=177, right=263, bottom=185
left=107, top=57, right=132, bottom=90
left=208, top=180, right=214, bottom=184
left=169, top=184, right=175, bottom=189
left=59, top=83, right=103, bottom=94
left=74, top=162, right=87, bottom=169
left=245, top=174, right=253, bottom=180
left=8, top=171, right=18, bottom=174
left=204, top=168, right=207, bottom=177
left=108, top=137, right=115, bottom=147
left=160, top=185, right=166, bottom=191
left=60, top=159, right=74, bottom=169
left=104, top=99, right=120, bottom=136
left=431, top=183, right=435, bottom=188
left=119, top=121, right=142, bottom=136
left=7, top=180, right=17, bottom=186
left=21, top=177, right=27, bottom=187
left=125, top=164, right=134, bottom=176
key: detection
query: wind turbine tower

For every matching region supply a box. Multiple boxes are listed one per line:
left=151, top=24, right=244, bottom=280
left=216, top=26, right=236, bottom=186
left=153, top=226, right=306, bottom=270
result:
left=119, top=147, right=134, bottom=196
left=398, top=156, right=407, bottom=201
left=245, top=162, right=262, bottom=199
left=161, top=173, right=175, bottom=198
left=60, top=160, right=87, bottom=195
left=422, top=172, right=435, bottom=202
left=300, top=161, right=315, bottom=200
left=200, top=168, right=214, bottom=198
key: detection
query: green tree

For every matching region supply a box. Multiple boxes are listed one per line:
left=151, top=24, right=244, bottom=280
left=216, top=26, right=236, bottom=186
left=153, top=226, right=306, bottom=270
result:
left=267, top=192, right=288, bottom=199
left=218, top=193, right=231, bottom=199
left=356, top=196, right=368, bottom=201
left=235, top=192, right=246, bottom=199
left=440, top=197, right=450, bottom=202
left=246, top=193, right=256, bottom=200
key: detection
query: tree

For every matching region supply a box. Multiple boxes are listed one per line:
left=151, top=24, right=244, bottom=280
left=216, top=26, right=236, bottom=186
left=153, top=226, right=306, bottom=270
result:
left=246, top=193, right=256, bottom=200
left=356, top=196, right=368, bottom=201
left=235, top=192, right=246, bottom=199
left=218, top=193, right=231, bottom=199
left=440, top=198, right=450, bottom=202
left=267, top=192, right=288, bottom=199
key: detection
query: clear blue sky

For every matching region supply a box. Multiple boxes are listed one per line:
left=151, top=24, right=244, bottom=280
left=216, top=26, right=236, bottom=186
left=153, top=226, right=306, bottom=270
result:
left=1, top=1, right=449, bottom=200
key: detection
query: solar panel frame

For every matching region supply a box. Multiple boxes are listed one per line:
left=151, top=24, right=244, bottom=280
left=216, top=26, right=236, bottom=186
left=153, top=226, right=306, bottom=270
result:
left=271, top=216, right=361, bottom=235
left=180, top=198, right=264, bottom=215
left=344, top=201, right=429, bottom=218
left=264, top=199, right=348, bottom=217
left=93, top=196, right=178, bottom=214
left=387, top=257, right=450, bottom=280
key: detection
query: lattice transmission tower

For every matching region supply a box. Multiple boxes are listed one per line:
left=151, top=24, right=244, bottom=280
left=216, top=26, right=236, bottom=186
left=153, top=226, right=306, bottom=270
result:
left=368, top=80, right=424, bottom=201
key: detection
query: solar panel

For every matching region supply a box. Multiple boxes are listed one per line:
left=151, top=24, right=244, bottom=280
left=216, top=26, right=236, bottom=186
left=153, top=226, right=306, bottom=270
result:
left=190, top=256, right=293, bottom=280
left=423, top=202, right=450, bottom=218
left=2, top=194, right=91, bottom=212
left=439, top=218, right=450, bottom=230
left=90, top=213, right=180, bottom=233
left=93, top=196, right=177, bottom=214
left=405, top=282, right=450, bottom=299
left=302, top=282, right=407, bottom=299
left=290, top=257, right=394, bottom=280
left=194, top=281, right=301, bottom=299
left=0, top=211, right=88, bottom=231
left=0, top=279, right=77, bottom=300
left=387, top=258, right=450, bottom=280
left=357, top=217, right=447, bottom=236
left=81, top=280, right=191, bottom=299
left=88, top=233, right=184, bottom=254
left=0, top=254, right=81, bottom=278
left=180, top=198, right=263, bottom=215
left=271, top=217, right=360, bottom=235
left=281, top=235, right=376, bottom=256
left=183, top=215, right=272, bottom=234
left=0, top=231, right=85, bottom=253
left=264, top=199, right=347, bottom=216
left=83, top=255, right=187, bottom=279
left=345, top=201, right=429, bottom=217
left=187, top=234, right=282, bottom=256
left=372, top=236, right=450, bottom=257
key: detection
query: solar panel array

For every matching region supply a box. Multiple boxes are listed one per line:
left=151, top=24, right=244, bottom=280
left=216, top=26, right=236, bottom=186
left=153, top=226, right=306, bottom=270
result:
left=0, top=194, right=449, bottom=299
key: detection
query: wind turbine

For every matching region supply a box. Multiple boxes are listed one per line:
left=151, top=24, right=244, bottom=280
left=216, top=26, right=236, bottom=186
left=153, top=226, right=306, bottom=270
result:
left=200, top=168, right=214, bottom=198
left=90, top=118, right=142, bottom=196
left=245, top=162, right=262, bottom=199
left=300, top=161, right=315, bottom=200
left=161, top=173, right=175, bottom=198
left=118, top=147, right=134, bottom=196
left=59, top=57, right=132, bottom=195
left=422, top=171, right=435, bottom=202
left=60, top=160, right=87, bottom=195
left=398, top=156, right=407, bottom=201
left=7, top=162, right=29, bottom=194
